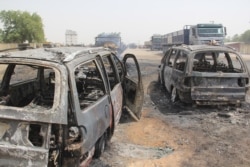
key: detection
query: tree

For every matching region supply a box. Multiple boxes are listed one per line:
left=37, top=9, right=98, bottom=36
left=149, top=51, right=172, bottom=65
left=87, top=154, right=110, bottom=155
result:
left=231, top=34, right=240, bottom=42
left=0, top=10, right=45, bottom=43
left=240, top=30, right=250, bottom=44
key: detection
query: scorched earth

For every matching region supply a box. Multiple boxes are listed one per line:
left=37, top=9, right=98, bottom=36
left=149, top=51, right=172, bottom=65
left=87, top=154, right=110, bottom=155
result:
left=90, top=48, right=250, bottom=167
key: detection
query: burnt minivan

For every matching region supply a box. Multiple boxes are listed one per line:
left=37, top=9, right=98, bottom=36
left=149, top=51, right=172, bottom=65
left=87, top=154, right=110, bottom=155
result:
left=0, top=47, right=143, bottom=166
left=158, top=44, right=249, bottom=105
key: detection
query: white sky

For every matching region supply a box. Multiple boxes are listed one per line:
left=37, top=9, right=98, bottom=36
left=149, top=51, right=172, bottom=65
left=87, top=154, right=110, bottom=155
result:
left=1, top=0, right=250, bottom=45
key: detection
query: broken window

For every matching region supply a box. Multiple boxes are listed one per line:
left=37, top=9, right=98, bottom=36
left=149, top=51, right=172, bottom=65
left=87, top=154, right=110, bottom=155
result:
left=192, top=52, right=244, bottom=73
left=102, top=55, right=119, bottom=90
left=167, top=49, right=177, bottom=67
left=112, top=55, right=123, bottom=81
left=175, top=51, right=188, bottom=71
left=124, top=57, right=139, bottom=83
left=74, top=60, right=106, bottom=109
left=0, top=63, right=57, bottom=108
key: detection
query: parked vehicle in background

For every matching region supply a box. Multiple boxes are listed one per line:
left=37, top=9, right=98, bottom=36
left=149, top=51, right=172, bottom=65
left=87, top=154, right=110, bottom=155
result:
left=158, top=44, right=249, bottom=105
left=95, top=32, right=126, bottom=54
left=162, top=23, right=227, bottom=53
left=0, top=47, right=143, bottom=167
left=151, top=34, right=162, bottom=50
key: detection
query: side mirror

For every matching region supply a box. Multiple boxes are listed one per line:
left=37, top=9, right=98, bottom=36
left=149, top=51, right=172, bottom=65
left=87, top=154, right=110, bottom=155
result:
left=224, top=27, right=227, bottom=36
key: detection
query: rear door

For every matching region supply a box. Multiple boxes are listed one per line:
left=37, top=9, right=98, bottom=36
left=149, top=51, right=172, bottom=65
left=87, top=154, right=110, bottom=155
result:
left=159, top=49, right=171, bottom=85
left=163, top=49, right=178, bottom=92
left=100, top=54, right=123, bottom=127
left=122, top=54, right=143, bottom=121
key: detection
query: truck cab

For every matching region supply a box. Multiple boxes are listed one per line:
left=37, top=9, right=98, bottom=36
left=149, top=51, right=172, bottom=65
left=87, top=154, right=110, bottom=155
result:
left=188, top=24, right=226, bottom=45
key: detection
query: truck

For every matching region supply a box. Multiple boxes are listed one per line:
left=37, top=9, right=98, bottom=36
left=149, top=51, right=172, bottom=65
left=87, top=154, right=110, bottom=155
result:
left=162, top=23, right=227, bottom=53
left=151, top=34, right=162, bottom=50
left=95, top=32, right=122, bottom=53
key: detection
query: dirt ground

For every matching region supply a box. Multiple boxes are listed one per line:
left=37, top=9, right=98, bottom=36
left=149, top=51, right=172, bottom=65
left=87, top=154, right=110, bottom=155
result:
left=90, top=48, right=250, bottom=167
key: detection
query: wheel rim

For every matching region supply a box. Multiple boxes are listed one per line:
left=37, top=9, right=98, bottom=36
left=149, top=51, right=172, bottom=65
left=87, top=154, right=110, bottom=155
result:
left=171, top=87, right=177, bottom=102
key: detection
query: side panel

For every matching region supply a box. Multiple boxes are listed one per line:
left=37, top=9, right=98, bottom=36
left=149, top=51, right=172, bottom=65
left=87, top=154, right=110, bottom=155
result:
left=110, top=83, right=123, bottom=125
left=76, top=95, right=111, bottom=152
left=67, top=58, right=112, bottom=153
left=163, top=66, right=173, bottom=92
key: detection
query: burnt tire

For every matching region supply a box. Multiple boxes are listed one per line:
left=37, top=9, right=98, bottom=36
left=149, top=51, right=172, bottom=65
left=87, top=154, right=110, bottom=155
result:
left=93, top=132, right=106, bottom=159
left=171, top=86, right=179, bottom=103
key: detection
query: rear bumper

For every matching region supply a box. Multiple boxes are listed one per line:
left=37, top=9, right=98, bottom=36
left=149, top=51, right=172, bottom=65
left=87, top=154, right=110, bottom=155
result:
left=191, top=87, right=246, bottom=105
left=0, top=144, right=48, bottom=167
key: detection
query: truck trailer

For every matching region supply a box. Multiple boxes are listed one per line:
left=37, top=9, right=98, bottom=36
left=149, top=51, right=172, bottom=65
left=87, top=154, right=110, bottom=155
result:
left=162, top=23, right=227, bottom=53
left=151, top=34, right=162, bottom=50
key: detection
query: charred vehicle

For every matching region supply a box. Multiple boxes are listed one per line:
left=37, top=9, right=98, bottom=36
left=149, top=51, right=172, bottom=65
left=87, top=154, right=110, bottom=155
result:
left=158, top=44, right=250, bottom=105
left=0, top=47, right=143, bottom=166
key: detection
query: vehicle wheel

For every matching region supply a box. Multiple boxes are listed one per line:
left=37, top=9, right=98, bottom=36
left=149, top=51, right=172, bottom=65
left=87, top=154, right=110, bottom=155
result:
left=171, top=87, right=178, bottom=103
left=93, top=132, right=106, bottom=158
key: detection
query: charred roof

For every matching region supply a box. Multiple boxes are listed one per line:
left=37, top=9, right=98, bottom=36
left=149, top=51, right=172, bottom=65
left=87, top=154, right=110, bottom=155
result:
left=174, top=44, right=237, bottom=52
left=0, top=47, right=110, bottom=63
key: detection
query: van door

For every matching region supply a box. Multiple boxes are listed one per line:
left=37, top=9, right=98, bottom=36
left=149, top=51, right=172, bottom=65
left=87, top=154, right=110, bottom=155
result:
left=164, top=49, right=178, bottom=92
left=122, top=54, right=143, bottom=121
left=100, top=54, right=123, bottom=127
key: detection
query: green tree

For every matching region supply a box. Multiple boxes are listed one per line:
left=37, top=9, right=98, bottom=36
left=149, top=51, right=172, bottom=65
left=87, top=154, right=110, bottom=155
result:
left=231, top=34, right=240, bottom=42
left=240, top=30, right=250, bottom=43
left=0, top=10, right=45, bottom=43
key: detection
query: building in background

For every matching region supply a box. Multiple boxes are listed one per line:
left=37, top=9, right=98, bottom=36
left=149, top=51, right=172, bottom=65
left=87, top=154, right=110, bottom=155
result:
left=65, top=30, right=77, bottom=45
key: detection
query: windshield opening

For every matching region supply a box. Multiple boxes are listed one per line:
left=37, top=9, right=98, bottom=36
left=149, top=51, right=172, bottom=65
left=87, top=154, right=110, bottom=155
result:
left=197, top=27, right=224, bottom=37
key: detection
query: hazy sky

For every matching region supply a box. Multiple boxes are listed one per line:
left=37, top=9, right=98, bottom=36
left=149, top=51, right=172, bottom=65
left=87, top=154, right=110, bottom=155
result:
left=1, top=0, right=250, bottom=45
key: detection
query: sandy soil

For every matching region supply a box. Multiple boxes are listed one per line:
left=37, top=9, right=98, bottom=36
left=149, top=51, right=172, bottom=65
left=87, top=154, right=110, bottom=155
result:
left=90, top=48, right=250, bottom=167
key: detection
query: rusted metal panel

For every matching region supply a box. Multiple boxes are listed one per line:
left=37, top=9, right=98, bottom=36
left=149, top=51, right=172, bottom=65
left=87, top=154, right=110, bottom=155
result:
left=110, top=83, right=123, bottom=125
left=74, top=95, right=111, bottom=152
left=0, top=146, right=49, bottom=167
left=0, top=120, right=50, bottom=166
left=191, top=87, right=246, bottom=101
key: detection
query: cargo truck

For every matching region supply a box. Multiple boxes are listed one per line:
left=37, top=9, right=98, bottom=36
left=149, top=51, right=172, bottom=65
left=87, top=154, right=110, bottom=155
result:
left=95, top=33, right=122, bottom=52
left=151, top=34, right=162, bottom=50
left=162, top=23, right=227, bottom=53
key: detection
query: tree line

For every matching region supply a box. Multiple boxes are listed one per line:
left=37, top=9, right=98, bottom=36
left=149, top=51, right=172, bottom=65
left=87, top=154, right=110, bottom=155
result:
left=225, top=29, right=250, bottom=43
left=0, top=10, right=45, bottom=43
left=1, top=10, right=250, bottom=44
